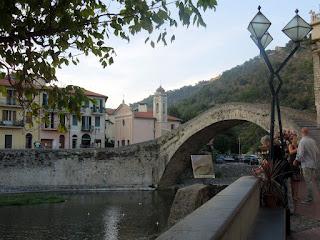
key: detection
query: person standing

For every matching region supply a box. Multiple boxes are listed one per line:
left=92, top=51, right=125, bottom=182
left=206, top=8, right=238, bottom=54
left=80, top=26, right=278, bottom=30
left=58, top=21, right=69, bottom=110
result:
left=294, top=127, right=320, bottom=203
left=288, top=135, right=300, bottom=203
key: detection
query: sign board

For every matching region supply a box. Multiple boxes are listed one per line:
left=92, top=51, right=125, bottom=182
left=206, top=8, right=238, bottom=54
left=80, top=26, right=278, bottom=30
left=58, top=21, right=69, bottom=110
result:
left=191, top=155, right=215, bottom=178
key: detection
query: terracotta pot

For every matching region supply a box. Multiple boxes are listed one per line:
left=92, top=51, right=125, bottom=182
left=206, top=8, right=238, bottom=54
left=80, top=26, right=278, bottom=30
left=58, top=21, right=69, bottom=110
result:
left=264, top=193, right=278, bottom=208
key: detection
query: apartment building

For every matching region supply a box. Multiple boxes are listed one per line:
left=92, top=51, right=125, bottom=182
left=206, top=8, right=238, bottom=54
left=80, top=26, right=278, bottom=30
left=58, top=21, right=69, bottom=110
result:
left=69, top=90, right=107, bottom=149
left=0, top=78, right=107, bottom=149
left=0, top=79, right=40, bottom=149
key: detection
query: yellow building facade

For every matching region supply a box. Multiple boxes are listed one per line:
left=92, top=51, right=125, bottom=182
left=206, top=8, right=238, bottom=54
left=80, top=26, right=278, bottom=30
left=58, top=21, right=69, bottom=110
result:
left=0, top=79, right=40, bottom=149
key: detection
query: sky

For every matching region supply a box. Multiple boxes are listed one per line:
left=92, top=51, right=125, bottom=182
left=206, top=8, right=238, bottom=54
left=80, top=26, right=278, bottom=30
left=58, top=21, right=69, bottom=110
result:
left=56, top=0, right=319, bottom=108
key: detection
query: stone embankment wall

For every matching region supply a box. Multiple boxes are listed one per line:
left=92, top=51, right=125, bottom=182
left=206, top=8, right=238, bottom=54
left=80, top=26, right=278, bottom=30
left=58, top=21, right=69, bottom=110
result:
left=0, top=141, right=159, bottom=192
left=167, top=184, right=226, bottom=227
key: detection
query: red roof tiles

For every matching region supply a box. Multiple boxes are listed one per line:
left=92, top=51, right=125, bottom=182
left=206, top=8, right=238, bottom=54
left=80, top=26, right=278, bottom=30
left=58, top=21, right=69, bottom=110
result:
left=134, top=111, right=181, bottom=122
left=0, top=78, right=15, bottom=86
left=0, top=79, right=107, bottom=99
left=106, top=108, right=116, bottom=115
left=83, top=89, right=107, bottom=98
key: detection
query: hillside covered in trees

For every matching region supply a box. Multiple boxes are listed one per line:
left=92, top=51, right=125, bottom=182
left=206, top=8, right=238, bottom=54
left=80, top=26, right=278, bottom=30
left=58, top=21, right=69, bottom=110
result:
left=167, top=41, right=313, bottom=122
left=136, top=41, right=314, bottom=153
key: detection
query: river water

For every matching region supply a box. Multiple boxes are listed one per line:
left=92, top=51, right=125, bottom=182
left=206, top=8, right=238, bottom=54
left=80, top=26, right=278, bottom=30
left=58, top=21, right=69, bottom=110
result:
left=0, top=190, right=175, bottom=240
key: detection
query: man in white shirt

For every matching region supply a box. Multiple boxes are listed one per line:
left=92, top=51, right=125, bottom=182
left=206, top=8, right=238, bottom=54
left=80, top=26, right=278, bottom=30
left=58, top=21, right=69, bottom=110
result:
left=294, top=127, right=320, bottom=203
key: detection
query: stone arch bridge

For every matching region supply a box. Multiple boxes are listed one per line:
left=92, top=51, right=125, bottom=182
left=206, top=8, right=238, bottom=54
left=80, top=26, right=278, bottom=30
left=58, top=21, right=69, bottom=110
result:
left=154, top=102, right=318, bottom=187
left=1, top=103, right=318, bottom=191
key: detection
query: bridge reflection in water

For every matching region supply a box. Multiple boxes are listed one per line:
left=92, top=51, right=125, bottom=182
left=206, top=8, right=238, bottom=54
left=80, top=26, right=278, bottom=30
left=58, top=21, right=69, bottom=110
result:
left=0, top=191, right=175, bottom=240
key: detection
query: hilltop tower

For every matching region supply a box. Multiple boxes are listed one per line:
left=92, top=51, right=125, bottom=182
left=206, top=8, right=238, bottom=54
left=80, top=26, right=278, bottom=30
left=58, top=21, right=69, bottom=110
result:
left=311, top=11, right=320, bottom=125
left=153, top=86, right=168, bottom=137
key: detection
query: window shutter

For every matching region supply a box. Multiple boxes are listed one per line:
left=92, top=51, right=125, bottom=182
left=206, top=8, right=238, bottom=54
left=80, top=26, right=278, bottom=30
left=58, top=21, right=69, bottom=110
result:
left=2, top=110, right=6, bottom=121
left=13, top=111, right=16, bottom=121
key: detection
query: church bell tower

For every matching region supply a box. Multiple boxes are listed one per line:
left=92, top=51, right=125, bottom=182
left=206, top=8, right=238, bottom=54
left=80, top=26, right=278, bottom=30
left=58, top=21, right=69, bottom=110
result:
left=153, top=86, right=168, bottom=137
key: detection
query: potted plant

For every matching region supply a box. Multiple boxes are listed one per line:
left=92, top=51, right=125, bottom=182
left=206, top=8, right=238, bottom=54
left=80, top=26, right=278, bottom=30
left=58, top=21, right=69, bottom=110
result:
left=252, top=159, right=289, bottom=208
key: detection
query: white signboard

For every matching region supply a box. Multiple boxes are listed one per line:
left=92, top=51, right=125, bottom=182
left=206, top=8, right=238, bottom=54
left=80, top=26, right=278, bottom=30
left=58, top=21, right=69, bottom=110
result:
left=191, top=155, right=215, bottom=178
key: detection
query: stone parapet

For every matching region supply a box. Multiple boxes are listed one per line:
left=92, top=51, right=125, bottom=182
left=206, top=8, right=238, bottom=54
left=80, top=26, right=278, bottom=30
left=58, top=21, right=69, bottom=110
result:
left=156, top=176, right=260, bottom=240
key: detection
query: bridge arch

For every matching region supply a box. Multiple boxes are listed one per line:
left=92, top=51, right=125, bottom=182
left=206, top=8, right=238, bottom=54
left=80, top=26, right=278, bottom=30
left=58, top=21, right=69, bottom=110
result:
left=156, top=103, right=315, bottom=187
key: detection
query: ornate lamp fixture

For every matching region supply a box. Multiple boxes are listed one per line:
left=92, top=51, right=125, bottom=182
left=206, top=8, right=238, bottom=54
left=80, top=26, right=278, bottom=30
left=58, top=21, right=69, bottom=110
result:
left=248, top=6, right=312, bottom=162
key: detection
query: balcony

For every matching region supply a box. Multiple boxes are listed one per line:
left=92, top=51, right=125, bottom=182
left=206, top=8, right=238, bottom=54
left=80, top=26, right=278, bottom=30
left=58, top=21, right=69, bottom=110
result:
left=41, top=126, right=58, bottom=131
left=0, top=120, right=24, bottom=128
left=80, top=107, right=87, bottom=113
left=91, top=106, right=105, bottom=114
left=0, top=98, right=20, bottom=107
left=81, top=125, right=94, bottom=132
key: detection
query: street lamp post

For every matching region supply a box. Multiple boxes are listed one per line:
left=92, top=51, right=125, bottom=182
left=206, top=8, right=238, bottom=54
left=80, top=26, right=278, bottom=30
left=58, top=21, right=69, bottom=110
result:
left=248, top=6, right=312, bottom=162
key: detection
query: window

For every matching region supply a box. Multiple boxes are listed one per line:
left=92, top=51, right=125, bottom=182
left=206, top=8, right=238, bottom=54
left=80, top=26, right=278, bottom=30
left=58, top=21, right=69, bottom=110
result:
left=72, top=135, right=77, bottom=149
left=92, top=103, right=97, bottom=112
left=59, top=135, right=65, bottom=149
left=42, top=93, right=48, bottom=106
left=171, top=124, right=175, bottom=130
left=121, top=140, right=125, bottom=146
left=50, top=113, right=54, bottom=128
left=72, top=115, right=78, bottom=126
left=81, top=134, right=91, bottom=148
left=117, top=141, right=120, bottom=147
left=26, top=112, right=32, bottom=124
left=122, top=119, right=125, bottom=126
left=99, top=99, right=103, bottom=112
left=163, top=103, right=166, bottom=114
left=156, top=103, right=159, bottom=113
left=95, top=139, right=101, bottom=148
left=81, top=116, right=92, bottom=130
left=6, top=89, right=16, bottom=105
left=2, top=110, right=16, bottom=121
left=5, top=135, right=12, bottom=149
left=95, top=116, right=100, bottom=127
left=26, top=133, right=32, bottom=149
left=45, top=112, right=55, bottom=128
left=127, top=140, right=130, bottom=145
left=59, top=114, right=65, bottom=126
left=84, top=100, right=89, bottom=108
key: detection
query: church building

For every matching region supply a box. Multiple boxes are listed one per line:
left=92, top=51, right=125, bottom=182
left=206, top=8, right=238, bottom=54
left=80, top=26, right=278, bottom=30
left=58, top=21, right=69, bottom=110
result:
left=112, top=86, right=181, bottom=147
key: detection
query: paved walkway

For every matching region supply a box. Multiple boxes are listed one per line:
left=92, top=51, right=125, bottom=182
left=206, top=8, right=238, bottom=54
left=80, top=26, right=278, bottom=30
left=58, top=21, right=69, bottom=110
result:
left=289, top=179, right=320, bottom=239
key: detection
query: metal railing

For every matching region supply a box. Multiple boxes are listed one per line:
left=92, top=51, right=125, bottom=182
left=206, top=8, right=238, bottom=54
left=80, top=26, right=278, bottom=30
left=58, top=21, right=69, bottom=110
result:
left=91, top=107, right=105, bottom=114
left=0, top=120, right=24, bottom=127
left=81, top=125, right=94, bottom=132
left=0, top=98, right=18, bottom=106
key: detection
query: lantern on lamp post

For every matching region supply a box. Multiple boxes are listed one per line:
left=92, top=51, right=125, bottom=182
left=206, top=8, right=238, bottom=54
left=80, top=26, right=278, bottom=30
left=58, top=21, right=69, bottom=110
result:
left=248, top=7, right=312, bottom=162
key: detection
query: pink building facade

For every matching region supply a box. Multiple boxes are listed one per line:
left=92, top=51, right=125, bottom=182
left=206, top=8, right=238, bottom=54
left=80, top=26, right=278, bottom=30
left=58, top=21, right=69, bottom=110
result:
left=113, top=87, right=181, bottom=147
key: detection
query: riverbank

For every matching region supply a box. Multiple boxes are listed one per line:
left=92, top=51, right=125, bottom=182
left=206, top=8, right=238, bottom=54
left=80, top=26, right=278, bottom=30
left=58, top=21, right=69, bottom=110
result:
left=0, top=193, right=65, bottom=206
left=0, top=186, right=156, bottom=194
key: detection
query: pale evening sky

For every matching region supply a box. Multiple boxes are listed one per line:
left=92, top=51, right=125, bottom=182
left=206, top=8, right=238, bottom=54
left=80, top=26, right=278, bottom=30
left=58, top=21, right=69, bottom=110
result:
left=56, top=0, right=319, bottom=108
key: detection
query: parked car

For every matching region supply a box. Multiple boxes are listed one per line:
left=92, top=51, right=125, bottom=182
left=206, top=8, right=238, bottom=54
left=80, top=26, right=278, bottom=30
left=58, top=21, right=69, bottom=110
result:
left=215, top=155, right=225, bottom=164
left=244, top=155, right=259, bottom=165
left=223, top=156, right=235, bottom=162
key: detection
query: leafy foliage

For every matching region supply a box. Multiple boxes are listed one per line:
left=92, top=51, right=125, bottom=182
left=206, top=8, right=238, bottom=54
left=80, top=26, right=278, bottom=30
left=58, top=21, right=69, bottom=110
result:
left=0, top=0, right=217, bottom=118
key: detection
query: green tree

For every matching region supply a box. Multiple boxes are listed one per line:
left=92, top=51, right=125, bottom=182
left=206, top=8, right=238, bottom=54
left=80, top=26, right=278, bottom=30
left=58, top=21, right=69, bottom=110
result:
left=0, top=0, right=217, bottom=117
